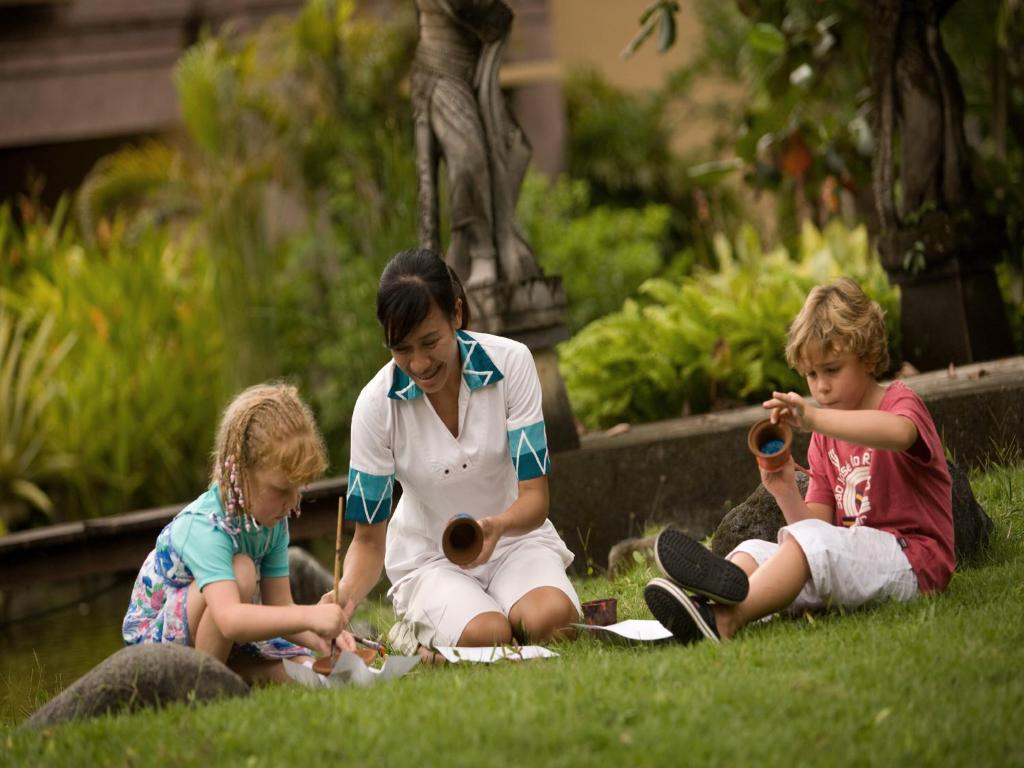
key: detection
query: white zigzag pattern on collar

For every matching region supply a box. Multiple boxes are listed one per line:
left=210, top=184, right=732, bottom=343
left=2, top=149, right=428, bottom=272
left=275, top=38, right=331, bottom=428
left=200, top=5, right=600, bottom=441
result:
left=459, top=336, right=494, bottom=387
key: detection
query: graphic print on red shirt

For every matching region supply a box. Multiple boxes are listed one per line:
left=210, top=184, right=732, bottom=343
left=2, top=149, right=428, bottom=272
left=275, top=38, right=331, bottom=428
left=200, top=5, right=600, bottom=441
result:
left=803, top=381, right=955, bottom=592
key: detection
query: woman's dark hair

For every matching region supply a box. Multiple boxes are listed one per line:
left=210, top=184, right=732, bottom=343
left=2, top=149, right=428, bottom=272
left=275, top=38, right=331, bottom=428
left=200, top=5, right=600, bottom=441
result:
left=377, top=248, right=470, bottom=347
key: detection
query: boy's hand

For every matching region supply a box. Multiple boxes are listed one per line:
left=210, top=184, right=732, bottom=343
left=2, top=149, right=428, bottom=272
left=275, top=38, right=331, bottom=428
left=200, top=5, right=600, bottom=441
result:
left=763, top=391, right=816, bottom=431
left=759, top=458, right=797, bottom=495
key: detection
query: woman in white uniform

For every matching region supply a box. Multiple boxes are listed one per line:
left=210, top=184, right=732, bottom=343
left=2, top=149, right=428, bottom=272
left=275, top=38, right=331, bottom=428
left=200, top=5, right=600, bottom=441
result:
left=333, top=248, right=580, bottom=657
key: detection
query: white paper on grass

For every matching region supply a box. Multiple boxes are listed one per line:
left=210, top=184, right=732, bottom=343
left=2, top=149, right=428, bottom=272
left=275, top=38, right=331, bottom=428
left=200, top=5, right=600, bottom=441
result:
left=283, top=651, right=420, bottom=688
left=433, top=645, right=559, bottom=663
left=572, top=619, right=674, bottom=643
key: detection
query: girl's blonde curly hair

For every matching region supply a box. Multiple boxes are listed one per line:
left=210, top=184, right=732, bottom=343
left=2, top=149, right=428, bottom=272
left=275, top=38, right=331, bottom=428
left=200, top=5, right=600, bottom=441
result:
left=785, top=277, right=889, bottom=377
left=210, top=382, right=328, bottom=518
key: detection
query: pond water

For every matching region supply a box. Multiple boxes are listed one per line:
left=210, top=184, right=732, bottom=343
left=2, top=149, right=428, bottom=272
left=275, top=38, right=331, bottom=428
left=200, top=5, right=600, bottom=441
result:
left=1, top=579, right=130, bottom=725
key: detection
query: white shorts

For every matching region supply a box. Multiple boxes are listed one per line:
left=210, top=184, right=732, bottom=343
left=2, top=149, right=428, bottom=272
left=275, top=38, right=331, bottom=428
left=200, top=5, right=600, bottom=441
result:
left=728, top=518, right=918, bottom=613
left=388, top=538, right=582, bottom=648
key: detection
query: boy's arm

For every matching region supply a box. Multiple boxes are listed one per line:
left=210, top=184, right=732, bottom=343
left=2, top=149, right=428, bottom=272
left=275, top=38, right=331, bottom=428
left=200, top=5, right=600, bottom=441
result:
left=807, top=407, right=917, bottom=452
left=766, top=391, right=918, bottom=451
left=761, top=462, right=833, bottom=525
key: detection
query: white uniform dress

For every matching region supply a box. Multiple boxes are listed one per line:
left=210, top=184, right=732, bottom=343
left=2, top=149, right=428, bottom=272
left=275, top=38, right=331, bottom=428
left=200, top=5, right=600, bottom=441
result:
left=346, top=330, right=581, bottom=648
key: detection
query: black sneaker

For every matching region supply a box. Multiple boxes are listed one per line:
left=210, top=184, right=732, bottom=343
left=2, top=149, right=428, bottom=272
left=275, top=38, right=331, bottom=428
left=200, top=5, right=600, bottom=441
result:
left=644, top=577, right=720, bottom=645
left=654, top=528, right=749, bottom=604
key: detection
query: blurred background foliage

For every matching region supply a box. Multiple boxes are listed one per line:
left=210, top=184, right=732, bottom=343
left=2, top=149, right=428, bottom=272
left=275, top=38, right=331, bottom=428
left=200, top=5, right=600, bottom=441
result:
left=1, top=0, right=1022, bottom=529
left=559, top=220, right=898, bottom=430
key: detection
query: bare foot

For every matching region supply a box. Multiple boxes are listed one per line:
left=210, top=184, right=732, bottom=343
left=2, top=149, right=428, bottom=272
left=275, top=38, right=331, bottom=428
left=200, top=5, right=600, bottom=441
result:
left=416, top=646, right=447, bottom=666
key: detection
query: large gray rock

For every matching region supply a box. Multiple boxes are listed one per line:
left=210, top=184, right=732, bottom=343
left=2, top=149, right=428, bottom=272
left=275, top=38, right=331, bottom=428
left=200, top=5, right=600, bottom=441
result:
left=711, top=462, right=993, bottom=566
left=288, top=546, right=334, bottom=605
left=711, top=473, right=808, bottom=557
left=949, top=461, right=994, bottom=566
left=26, top=643, right=249, bottom=728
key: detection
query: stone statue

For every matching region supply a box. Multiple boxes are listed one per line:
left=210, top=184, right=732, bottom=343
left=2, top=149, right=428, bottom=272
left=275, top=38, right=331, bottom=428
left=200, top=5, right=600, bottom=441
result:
left=412, top=0, right=541, bottom=288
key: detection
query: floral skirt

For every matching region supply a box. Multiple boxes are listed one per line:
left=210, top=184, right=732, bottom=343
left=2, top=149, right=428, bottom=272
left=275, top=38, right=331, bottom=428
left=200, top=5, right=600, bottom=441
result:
left=122, top=524, right=309, bottom=660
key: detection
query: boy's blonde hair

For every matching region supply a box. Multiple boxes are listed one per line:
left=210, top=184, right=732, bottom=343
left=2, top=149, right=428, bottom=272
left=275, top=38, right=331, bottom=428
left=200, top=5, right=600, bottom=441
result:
left=785, top=277, right=889, bottom=377
left=211, top=382, right=328, bottom=516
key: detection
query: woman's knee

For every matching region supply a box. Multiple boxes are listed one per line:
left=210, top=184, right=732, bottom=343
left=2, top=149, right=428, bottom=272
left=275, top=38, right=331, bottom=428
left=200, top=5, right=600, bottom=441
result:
left=510, top=587, right=578, bottom=642
left=232, top=554, right=258, bottom=601
left=458, top=611, right=513, bottom=647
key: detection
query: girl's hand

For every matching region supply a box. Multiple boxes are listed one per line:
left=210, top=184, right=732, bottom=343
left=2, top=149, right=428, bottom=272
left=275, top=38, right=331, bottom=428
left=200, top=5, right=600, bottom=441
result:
left=306, top=603, right=347, bottom=639
left=302, top=629, right=356, bottom=657
left=464, top=516, right=503, bottom=569
left=762, top=391, right=816, bottom=431
left=318, top=586, right=356, bottom=619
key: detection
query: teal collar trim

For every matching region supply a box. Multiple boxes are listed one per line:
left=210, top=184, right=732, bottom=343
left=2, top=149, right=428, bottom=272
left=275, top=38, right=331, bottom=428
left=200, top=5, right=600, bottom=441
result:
left=387, top=329, right=504, bottom=400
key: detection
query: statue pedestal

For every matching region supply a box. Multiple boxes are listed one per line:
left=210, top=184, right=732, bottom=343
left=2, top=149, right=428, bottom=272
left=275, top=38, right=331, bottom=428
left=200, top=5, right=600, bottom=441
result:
left=879, top=211, right=1014, bottom=370
left=466, top=276, right=580, bottom=452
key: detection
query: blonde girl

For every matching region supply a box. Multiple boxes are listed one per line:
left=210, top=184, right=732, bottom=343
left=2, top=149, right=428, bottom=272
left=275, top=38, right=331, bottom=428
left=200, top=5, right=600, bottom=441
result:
left=123, top=383, right=354, bottom=682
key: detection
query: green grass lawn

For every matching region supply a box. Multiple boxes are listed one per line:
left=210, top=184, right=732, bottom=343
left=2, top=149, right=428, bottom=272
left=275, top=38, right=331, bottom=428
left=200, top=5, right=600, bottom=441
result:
left=3, top=462, right=1023, bottom=768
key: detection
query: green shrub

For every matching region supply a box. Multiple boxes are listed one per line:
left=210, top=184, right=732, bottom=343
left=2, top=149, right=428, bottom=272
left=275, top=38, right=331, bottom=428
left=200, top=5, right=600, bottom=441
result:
left=1, top=199, right=224, bottom=520
left=74, top=0, right=418, bottom=472
left=559, top=220, right=899, bottom=430
left=518, top=174, right=682, bottom=333
left=0, top=304, right=75, bottom=534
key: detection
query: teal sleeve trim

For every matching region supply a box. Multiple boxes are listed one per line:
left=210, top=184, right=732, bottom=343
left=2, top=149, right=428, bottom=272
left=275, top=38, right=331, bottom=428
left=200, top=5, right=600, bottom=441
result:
left=345, top=468, right=395, bottom=524
left=507, top=421, right=549, bottom=481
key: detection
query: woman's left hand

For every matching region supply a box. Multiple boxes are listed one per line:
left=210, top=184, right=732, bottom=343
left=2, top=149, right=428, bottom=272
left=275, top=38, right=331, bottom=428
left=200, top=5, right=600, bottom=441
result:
left=463, top=516, right=503, bottom=569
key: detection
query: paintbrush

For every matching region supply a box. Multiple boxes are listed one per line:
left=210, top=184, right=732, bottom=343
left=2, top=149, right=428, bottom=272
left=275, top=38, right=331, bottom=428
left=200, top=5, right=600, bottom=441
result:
left=352, top=634, right=387, bottom=656
left=330, top=495, right=343, bottom=661
left=312, top=496, right=344, bottom=675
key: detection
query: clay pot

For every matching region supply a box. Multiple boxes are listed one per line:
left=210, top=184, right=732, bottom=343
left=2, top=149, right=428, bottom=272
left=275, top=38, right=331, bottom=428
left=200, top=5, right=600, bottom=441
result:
left=311, top=652, right=336, bottom=675
left=442, top=513, right=483, bottom=565
left=747, top=418, right=793, bottom=471
left=582, top=597, right=618, bottom=626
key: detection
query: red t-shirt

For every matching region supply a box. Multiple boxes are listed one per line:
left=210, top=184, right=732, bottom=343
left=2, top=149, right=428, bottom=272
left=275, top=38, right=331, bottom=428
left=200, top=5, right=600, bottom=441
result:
left=803, top=381, right=955, bottom=592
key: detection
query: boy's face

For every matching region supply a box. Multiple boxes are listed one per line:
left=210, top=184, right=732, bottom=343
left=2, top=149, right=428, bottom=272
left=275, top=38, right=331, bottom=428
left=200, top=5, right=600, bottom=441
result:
left=803, top=349, right=876, bottom=411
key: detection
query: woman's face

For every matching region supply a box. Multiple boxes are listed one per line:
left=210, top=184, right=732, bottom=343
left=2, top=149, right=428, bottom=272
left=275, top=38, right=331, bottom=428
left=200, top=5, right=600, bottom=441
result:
left=389, top=300, right=462, bottom=395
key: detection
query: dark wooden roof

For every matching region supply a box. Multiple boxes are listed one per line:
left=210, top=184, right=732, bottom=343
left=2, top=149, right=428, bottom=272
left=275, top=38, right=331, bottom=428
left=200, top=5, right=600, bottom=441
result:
left=0, top=0, right=305, bottom=148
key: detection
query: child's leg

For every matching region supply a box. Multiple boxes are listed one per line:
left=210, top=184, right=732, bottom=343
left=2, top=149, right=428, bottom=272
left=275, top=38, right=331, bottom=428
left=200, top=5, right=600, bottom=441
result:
left=729, top=552, right=759, bottom=578
left=186, top=553, right=258, bottom=663
left=713, top=536, right=811, bottom=639
left=507, top=586, right=579, bottom=643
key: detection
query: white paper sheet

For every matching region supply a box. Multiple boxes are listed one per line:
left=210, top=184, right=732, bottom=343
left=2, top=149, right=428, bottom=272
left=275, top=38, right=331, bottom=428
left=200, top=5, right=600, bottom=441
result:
left=433, top=645, right=559, bottom=663
left=283, top=651, right=420, bottom=688
left=572, top=619, right=674, bottom=643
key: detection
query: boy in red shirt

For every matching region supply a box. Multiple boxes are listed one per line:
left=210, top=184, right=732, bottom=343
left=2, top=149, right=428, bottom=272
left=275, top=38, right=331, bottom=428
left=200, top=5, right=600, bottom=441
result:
left=645, top=278, right=955, bottom=643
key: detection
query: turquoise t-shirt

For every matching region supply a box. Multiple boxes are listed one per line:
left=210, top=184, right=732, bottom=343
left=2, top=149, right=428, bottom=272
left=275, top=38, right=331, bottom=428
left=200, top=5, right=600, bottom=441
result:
left=169, top=484, right=290, bottom=590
